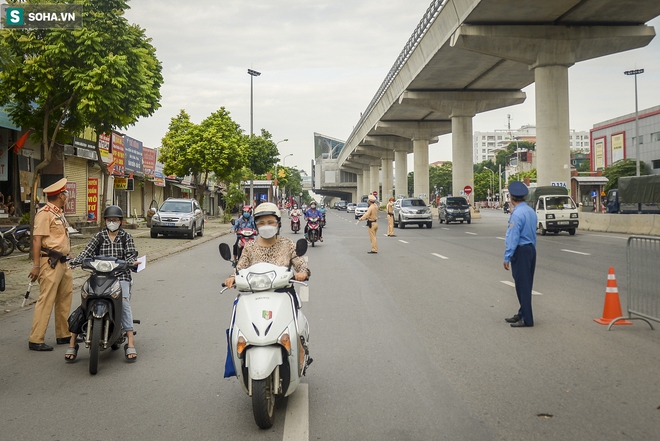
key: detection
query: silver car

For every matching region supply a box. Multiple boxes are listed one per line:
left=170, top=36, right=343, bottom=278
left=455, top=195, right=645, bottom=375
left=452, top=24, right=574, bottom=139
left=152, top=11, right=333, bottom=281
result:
left=150, top=198, right=204, bottom=239
left=393, top=198, right=433, bottom=229
left=354, top=202, right=368, bottom=219
left=346, top=203, right=356, bottom=213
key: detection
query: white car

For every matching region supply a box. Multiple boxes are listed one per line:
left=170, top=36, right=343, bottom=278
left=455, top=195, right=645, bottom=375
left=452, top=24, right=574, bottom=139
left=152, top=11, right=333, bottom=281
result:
left=346, top=203, right=356, bottom=213
left=354, top=202, right=368, bottom=219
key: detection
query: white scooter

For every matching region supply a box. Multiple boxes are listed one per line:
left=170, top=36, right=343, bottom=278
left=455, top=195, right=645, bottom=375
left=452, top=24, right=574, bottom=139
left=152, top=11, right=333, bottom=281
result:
left=219, top=240, right=313, bottom=429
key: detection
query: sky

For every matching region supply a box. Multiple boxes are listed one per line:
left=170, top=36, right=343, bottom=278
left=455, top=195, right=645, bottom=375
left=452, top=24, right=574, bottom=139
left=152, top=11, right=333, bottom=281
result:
left=122, top=0, right=660, bottom=174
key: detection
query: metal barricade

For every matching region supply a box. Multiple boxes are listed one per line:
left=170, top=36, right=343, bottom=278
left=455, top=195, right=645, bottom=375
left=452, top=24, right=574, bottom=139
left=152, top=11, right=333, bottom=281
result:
left=609, top=235, right=660, bottom=330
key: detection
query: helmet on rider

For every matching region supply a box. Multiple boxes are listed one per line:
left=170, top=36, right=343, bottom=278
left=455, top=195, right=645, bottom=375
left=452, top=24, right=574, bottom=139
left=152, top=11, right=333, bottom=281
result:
left=242, top=205, right=252, bottom=219
left=310, top=202, right=317, bottom=208
left=103, top=205, right=124, bottom=219
left=253, top=202, right=281, bottom=222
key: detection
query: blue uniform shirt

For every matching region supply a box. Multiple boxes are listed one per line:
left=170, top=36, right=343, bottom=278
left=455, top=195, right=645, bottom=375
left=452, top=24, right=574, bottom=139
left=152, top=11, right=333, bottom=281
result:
left=231, top=216, right=256, bottom=232
left=504, top=202, right=537, bottom=263
left=305, top=208, right=321, bottom=219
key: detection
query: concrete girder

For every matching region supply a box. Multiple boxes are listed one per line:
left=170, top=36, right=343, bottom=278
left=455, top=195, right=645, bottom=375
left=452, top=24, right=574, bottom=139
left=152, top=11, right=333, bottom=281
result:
left=355, top=146, right=394, bottom=160
left=399, top=90, right=526, bottom=117
left=346, top=155, right=381, bottom=167
left=451, top=24, right=655, bottom=187
left=362, top=135, right=415, bottom=153
left=450, top=25, right=655, bottom=68
left=373, top=121, right=450, bottom=140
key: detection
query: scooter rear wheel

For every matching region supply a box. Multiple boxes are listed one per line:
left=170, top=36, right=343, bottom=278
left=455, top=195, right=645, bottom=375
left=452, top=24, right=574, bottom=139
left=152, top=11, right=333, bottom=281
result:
left=17, top=236, right=30, bottom=253
left=252, top=376, right=276, bottom=429
left=89, top=317, right=102, bottom=375
left=2, top=239, right=14, bottom=256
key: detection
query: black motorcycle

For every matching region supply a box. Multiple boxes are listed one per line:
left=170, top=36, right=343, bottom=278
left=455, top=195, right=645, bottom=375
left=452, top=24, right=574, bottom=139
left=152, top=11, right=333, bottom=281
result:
left=76, top=256, right=138, bottom=375
left=0, top=225, right=31, bottom=256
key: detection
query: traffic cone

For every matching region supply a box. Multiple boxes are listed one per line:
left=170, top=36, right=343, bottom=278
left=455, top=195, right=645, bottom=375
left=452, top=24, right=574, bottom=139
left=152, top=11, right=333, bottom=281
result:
left=594, top=267, right=632, bottom=326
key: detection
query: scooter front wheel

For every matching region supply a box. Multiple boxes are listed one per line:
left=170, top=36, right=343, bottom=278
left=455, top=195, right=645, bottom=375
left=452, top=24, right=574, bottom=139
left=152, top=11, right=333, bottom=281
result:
left=252, top=376, right=276, bottom=429
left=89, top=317, right=102, bottom=375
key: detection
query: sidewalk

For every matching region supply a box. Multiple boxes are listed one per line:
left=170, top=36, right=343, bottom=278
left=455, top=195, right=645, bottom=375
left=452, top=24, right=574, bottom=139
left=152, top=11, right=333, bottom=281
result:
left=0, top=217, right=233, bottom=312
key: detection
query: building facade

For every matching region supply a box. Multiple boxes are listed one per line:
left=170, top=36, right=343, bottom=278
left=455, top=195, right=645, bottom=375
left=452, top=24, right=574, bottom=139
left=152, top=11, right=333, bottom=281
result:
left=590, top=104, right=660, bottom=175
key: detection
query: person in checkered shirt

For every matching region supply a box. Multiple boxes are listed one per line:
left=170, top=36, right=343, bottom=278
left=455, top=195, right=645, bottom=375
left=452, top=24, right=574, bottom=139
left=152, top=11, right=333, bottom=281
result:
left=67, top=206, right=139, bottom=362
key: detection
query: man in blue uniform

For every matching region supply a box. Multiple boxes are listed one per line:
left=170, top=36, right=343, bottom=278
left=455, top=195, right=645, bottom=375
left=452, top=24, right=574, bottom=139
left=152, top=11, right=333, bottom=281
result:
left=503, top=181, right=538, bottom=328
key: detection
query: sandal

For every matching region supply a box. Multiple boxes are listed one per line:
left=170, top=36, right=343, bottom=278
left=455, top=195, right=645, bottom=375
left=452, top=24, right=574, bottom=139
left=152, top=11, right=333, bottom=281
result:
left=124, top=344, right=137, bottom=363
left=64, top=344, right=79, bottom=362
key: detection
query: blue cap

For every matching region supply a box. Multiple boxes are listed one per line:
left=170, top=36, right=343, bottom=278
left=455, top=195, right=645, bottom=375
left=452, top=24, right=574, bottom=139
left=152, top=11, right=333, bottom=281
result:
left=509, top=181, right=528, bottom=198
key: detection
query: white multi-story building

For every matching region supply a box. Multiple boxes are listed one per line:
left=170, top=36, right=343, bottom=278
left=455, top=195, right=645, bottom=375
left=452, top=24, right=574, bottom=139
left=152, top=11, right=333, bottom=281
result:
left=473, top=125, right=590, bottom=163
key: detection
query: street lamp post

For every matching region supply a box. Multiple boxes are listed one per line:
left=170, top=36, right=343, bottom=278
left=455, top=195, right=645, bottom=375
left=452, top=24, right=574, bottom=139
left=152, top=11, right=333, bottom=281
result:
left=624, top=69, right=644, bottom=177
left=247, top=68, right=261, bottom=205
left=484, top=167, right=495, bottom=208
left=280, top=153, right=293, bottom=203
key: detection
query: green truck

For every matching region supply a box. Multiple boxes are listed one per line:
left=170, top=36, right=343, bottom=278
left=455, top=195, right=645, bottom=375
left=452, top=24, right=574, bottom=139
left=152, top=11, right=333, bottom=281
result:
left=606, top=174, right=660, bottom=214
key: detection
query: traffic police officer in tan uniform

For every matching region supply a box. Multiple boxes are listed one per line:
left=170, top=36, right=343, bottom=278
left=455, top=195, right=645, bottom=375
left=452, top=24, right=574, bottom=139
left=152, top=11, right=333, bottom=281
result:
left=357, top=194, right=379, bottom=254
left=386, top=197, right=396, bottom=237
left=28, top=178, right=74, bottom=351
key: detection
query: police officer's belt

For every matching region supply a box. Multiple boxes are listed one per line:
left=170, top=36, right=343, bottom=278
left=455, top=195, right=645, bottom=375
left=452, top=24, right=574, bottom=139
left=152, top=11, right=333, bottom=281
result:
left=41, top=247, right=67, bottom=269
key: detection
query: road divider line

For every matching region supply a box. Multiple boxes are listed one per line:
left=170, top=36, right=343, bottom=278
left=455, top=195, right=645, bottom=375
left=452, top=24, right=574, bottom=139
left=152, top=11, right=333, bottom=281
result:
left=501, top=280, right=542, bottom=295
left=465, top=232, right=477, bottom=235
left=497, top=237, right=506, bottom=240
left=561, top=249, right=591, bottom=256
left=299, top=285, right=309, bottom=302
left=432, top=253, right=449, bottom=260
left=399, top=240, right=409, bottom=244
left=283, top=383, right=309, bottom=441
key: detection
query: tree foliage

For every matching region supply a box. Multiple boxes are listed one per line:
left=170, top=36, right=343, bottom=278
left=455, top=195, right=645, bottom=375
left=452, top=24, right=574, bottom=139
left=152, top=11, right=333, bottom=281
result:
left=407, top=162, right=453, bottom=198
left=0, top=0, right=163, bottom=225
left=247, top=129, right=279, bottom=176
left=602, top=158, right=647, bottom=192
left=159, top=108, right=247, bottom=207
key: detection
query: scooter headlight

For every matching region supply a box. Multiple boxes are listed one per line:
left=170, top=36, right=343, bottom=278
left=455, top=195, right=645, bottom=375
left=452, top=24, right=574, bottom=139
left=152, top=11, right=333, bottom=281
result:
left=110, top=280, right=122, bottom=299
left=278, top=331, right=291, bottom=355
left=246, top=271, right=276, bottom=291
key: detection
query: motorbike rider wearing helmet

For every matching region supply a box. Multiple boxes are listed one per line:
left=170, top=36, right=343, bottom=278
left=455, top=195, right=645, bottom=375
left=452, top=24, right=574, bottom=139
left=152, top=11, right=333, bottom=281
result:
left=67, top=206, right=139, bottom=362
left=224, top=202, right=310, bottom=297
left=304, top=201, right=323, bottom=242
left=231, top=205, right=257, bottom=263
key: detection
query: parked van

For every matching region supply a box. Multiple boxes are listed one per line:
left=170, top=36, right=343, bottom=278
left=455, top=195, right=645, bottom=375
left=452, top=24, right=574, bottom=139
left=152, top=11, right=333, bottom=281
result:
left=438, top=196, right=471, bottom=224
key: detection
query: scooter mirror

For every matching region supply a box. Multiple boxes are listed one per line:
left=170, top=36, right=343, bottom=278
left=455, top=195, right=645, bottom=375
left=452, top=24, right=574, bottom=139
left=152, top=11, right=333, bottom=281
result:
left=230, top=219, right=235, bottom=226
left=219, top=243, right=232, bottom=261
left=295, top=238, right=308, bottom=257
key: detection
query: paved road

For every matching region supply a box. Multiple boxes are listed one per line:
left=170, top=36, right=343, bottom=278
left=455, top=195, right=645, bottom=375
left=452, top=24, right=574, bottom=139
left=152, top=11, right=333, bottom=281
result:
left=0, top=210, right=658, bottom=440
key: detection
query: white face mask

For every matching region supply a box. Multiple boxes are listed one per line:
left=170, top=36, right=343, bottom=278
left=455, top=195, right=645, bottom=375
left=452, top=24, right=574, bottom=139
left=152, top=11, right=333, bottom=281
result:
left=258, top=225, right=278, bottom=239
left=106, top=221, right=121, bottom=232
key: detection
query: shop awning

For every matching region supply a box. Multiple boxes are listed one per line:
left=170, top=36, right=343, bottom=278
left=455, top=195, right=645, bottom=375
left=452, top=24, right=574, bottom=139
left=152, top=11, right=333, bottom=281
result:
left=571, top=176, right=608, bottom=185
left=171, top=183, right=192, bottom=194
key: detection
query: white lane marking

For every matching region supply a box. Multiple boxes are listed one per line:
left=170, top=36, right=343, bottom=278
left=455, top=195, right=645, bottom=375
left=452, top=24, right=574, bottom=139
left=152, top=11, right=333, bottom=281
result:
left=501, top=280, right=542, bottom=295
left=465, top=232, right=477, bottom=235
left=497, top=237, right=506, bottom=240
left=399, top=240, right=409, bottom=244
left=561, top=249, right=591, bottom=256
left=432, top=253, right=449, bottom=260
left=283, top=383, right=309, bottom=441
left=441, top=227, right=449, bottom=230
left=299, top=285, right=309, bottom=302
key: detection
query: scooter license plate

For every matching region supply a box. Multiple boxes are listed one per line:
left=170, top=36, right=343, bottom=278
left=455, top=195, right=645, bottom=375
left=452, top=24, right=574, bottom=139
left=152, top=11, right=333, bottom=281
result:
left=163, top=222, right=175, bottom=227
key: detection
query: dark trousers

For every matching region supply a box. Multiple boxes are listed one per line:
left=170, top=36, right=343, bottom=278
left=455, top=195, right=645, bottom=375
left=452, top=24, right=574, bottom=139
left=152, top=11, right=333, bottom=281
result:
left=511, top=243, right=536, bottom=325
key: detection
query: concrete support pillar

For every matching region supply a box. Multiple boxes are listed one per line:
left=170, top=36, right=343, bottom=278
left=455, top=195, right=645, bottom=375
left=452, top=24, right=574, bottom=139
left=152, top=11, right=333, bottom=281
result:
left=370, top=164, right=380, bottom=197
left=451, top=115, right=474, bottom=205
left=356, top=173, right=363, bottom=203
left=363, top=169, right=370, bottom=197
left=395, top=150, right=408, bottom=198
left=535, top=64, right=571, bottom=187
left=413, top=139, right=430, bottom=204
left=381, top=159, right=393, bottom=200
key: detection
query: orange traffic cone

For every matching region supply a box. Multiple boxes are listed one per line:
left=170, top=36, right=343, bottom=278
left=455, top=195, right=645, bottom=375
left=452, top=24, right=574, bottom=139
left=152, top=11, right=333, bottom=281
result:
left=594, top=267, right=632, bottom=326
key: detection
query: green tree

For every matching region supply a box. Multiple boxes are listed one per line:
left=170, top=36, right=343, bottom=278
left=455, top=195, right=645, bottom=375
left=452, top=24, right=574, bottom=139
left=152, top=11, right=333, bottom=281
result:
left=602, top=158, right=647, bottom=192
left=0, top=0, right=163, bottom=225
left=430, top=162, right=452, bottom=197
left=159, top=108, right=247, bottom=208
left=508, top=168, right=537, bottom=184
